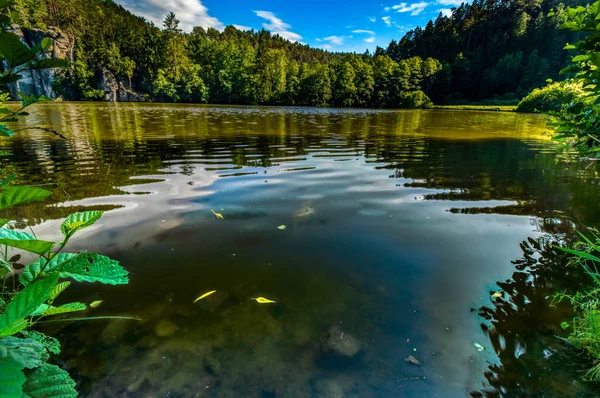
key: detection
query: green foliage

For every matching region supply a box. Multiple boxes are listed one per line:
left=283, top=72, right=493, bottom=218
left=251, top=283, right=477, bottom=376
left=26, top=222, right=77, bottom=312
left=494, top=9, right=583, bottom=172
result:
left=0, top=18, right=132, bottom=398
left=0, top=229, right=54, bottom=255
left=0, top=337, right=48, bottom=369
left=555, top=229, right=600, bottom=380
left=400, top=90, right=434, bottom=109
left=547, top=1, right=600, bottom=159
left=0, top=357, right=26, bottom=398
left=22, top=363, right=77, bottom=398
left=0, top=186, right=53, bottom=210
left=60, top=210, right=103, bottom=237
left=517, top=81, right=586, bottom=113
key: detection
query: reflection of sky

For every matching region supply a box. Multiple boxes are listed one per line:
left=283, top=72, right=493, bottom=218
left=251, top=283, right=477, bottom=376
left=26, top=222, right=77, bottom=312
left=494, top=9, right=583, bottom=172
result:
left=3, top=103, right=585, bottom=396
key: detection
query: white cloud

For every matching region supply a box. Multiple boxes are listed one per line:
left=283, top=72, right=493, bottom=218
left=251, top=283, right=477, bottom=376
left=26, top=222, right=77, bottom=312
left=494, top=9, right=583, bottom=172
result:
left=114, top=0, right=223, bottom=31
left=437, top=8, right=453, bottom=16
left=393, top=2, right=429, bottom=16
left=254, top=10, right=303, bottom=42
left=352, top=29, right=375, bottom=34
left=233, top=24, right=252, bottom=31
left=369, top=16, right=376, bottom=22
left=352, top=29, right=376, bottom=43
left=322, top=35, right=346, bottom=45
left=437, top=0, right=464, bottom=5
left=316, top=38, right=322, bottom=42
left=382, top=16, right=392, bottom=26
left=321, top=44, right=333, bottom=50
left=384, top=6, right=391, bottom=11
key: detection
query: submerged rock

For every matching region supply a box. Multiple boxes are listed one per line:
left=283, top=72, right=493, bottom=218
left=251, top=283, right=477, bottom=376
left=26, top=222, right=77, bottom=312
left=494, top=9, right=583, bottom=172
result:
left=314, top=378, right=345, bottom=398
left=154, top=320, right=178, bottom=338
left=204, top=354, right=221, bottom=375
left=325, top=326, right=361, bottom=357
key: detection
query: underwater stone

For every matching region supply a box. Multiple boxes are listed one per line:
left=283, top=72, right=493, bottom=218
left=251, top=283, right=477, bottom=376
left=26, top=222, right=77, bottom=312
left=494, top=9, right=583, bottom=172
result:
left=204, top=354, right=221, bottom=375
left=127, top=377, right=148, bottom=394
left=326, top=326, right=361, bottom=357
left=154, top=320, right=178, bottom=337
left=314, top=378, right=345, bottom=398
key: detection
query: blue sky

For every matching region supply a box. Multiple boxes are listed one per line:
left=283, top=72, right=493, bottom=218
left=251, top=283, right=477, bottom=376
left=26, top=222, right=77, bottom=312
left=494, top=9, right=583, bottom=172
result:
left=114, top=0, right=465, bottom=53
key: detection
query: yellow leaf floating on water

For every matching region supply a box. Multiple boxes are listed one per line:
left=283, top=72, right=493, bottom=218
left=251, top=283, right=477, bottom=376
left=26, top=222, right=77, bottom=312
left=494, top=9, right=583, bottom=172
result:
left=252, top=297, right=276, bottom=304
left=194, top=290, right=217, bottom=303
left=491, top=292, right=503, bottom=298
left=277, top=225, right=286, bottom=230
left=89, top=300, right=103, bottom=308
left=211, top=209, right=224, bottom=220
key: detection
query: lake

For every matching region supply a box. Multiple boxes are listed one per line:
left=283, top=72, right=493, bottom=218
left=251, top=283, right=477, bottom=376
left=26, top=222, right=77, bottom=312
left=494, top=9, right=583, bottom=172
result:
left=3, top=103, right=599, bottom=397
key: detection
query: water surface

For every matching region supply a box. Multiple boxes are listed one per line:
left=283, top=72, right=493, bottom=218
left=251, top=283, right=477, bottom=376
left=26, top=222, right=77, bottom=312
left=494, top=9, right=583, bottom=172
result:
left=3, top=103, right=599, bottom=397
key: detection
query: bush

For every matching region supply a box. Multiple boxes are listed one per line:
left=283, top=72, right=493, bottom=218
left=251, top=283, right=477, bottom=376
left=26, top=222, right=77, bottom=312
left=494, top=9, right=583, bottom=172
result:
left=516, top=81, right=587, bottom=113
left=400, top=90, right=433, bottom=109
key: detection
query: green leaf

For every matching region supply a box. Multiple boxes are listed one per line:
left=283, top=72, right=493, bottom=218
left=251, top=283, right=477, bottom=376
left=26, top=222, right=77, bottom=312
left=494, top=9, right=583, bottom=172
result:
left=0, top=186, right=52, bottom=210
left=40, top=38, right=51, bottom=52
left=61, top=211, right=103, bottom=237
left=22, top=363, right=77, bottom=398
left=20, top=254, right=78, bottom=287
left=30, top=304, right=50, bottom=317
left=0, top=74, right=21, bottom=85
left=89, top=300, right=102, bottom=308
left=0, top=124, right=14, bottom=137
left=0, top=218, right=9, bottom=227
left=56, top=253, right=128, bottom=285
left=0, top=337, right=48, bottom=369
left=0, top=32, right=35, bottom=68
left=561, top=321, right=570, bottom=330
left=0, top=318, right=28, bottom=338
left=22, top=331, right=60, bottom=355
left=31, top=58, right=68, bottom=70
left=0, top=174, right=15, bottom=189
left=559, top=246, right=600, bottom=262
left=41, top=302, right=86, bottom=317
left=0, top=274, right=59, bottom=330
left=0, top=357, right=26, bottom=398
left=48, top=281, right=70, bottom=301
left=0, top=228, right=54, bottom=255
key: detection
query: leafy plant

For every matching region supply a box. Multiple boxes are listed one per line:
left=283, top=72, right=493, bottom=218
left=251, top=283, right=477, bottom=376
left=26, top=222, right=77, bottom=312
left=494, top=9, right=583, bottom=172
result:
left=0, top=2, right=134, bottom=396
left=554, top=229, right=600, bottom=381
left=547, top=3, right=600, bottom=160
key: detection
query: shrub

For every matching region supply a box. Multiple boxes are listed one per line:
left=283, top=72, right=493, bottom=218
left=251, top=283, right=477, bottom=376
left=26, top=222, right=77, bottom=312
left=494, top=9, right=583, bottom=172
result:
left=516, top=81, right=587, bottom=113
left=400, top=90, right=433, bottom=109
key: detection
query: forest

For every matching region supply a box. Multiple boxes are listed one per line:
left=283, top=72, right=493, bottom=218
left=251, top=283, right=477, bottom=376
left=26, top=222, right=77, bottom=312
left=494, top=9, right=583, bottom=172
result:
left=4, top=0, right=587, bottom=107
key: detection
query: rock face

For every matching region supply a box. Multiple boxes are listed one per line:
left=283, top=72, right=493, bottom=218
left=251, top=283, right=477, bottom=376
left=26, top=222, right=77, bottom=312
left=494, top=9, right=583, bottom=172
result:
left=99, top=68, right=146, bottom=102
left=4, top=25, right=73, bottom=99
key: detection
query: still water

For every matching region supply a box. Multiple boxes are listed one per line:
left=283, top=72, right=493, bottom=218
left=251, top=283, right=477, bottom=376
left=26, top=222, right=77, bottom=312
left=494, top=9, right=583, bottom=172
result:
left=3, top=103, right=600, bottom=397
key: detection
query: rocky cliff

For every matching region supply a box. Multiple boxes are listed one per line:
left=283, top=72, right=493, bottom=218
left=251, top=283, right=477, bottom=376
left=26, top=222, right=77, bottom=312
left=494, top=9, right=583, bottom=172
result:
left=4, top=25, right=73, bottom=99
left=4, top=25, right=146, bottom=102
left=99, top=69, right=146, bottom=102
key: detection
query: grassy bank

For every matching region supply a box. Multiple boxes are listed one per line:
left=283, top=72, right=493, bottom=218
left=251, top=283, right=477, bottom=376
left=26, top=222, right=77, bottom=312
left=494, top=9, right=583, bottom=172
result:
left=432, top=105, right=517, bottom=112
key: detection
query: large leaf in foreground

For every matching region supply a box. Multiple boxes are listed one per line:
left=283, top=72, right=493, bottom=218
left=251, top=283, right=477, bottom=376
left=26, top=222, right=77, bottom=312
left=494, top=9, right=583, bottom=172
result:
left=0, top=32, right=34, bottom=68
left=20, top=254, right=77, bottom=287
left=0, top=274, right=59, bottom=329
left=61, top=211, right=103, bottom=237
left=23, top=363, right=77, bottom=398
left=0, top=337, right=48, bottom=369
left=0, top=318, right=28, bottom=338
left=56, top=253, right=128, bottom=285
left=0, top=357, right=26, bottom=398
left=0, top=229, right=54, bottom=255
left=0, top=186, right=52, bottom=210
left=42, top=302, right=86, bottom=317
